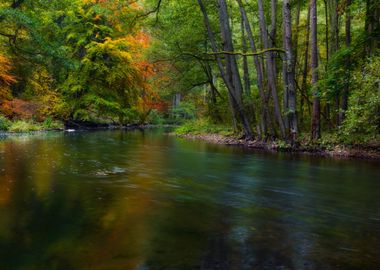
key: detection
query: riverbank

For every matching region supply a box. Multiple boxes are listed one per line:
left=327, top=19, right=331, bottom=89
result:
left=177, top=133, right=380, bottom=160
left=0, top=122, right=173, bottom=137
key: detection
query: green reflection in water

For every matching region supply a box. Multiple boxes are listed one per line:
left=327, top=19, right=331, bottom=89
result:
left=0, top=130, right=379, bottom=269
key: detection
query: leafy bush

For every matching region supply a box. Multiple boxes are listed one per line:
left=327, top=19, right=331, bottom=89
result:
left=170, top=102, right=197, bottom=123
left=42, top=117, right=64, bottom=130
left=341, top=55, right=380, bottom=137
left=147, top=109, right=165, bottom=125
left=8, top=121, right=41, bottom=133
left=0, top=115, right=11, bottom=131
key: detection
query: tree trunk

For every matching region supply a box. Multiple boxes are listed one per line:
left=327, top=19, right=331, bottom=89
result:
left=270, top=0, right=279, bottom=85
left=293, top=0, right=302, bottom=72
left=257, top=0, right=286, bottom=138
left=365, top=0, right=380, bottom=56
left=327, top=0, right=340, bottom=57
left=300, top=5, right=311, bottom=129
left=323, top=0, right=329, bottom=63
left=310, top=0, right=321, bottom=140
left=282, top=0, right=298, bottom=141
left=241, top=17, right=250, bottom=96
left=237, top=0, right=270, bottom=137
left=328, top=0, right=340, bottom=126
left=197, top=0, right=253, bottom=140
left=339, top=0, right=351, bottom=124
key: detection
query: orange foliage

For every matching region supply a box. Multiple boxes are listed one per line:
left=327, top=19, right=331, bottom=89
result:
left=0, top=99, right=39, bottom=120
left=0, top=54, right=16, bottom=100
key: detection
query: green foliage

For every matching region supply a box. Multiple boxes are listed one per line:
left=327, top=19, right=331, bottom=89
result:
left=147, top=109, right=165, bottom=125
left=342, top=55, right=380, bottom=137
left=0, top=115, right=11, bottom=131
left=175, top=118, right=233, bottom=136
left=1, top=0, right=149, bottom=125
left=170, top=102, right=197, bottom=123
left=322, top=47, right=354, bottom=100
left=42, top=117, right=64, bottom=130
left=8, top=120, right=42, bottom=133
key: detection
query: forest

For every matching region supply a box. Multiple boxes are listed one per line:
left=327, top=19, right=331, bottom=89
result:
left=1, top=1, right=380, bottom=269
left=0, top=0, right=379, bottom=146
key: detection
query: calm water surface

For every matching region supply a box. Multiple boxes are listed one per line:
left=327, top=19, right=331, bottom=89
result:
left=0, top=130, right=379, bottom=270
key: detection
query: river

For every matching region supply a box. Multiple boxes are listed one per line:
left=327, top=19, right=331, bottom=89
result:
left=0, top=129, right=379, bottom=269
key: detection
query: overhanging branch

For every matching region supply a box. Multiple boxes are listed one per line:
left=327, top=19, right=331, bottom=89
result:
left=207, top=48, right=286, bottom=56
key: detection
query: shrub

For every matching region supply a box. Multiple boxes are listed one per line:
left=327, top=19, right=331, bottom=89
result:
left=8, top=121, right=42, bottom=133
left=341, top=55, right=380, bottom=138
left=147, top=109, right=165, bottom=125
left=42, top=117, right=64, bottom=130
left=0, top=115, right=11, bottom=131
left=170, top=102, right=196, bottom=123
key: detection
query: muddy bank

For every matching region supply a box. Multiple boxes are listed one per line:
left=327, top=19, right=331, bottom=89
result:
left=177, top=133, right=380, bottom=160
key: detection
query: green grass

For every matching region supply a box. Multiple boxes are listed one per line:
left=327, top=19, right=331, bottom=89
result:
left=8, top=121, right=42, bottom=133
left=175, top=118, right=234, bottom=136
left=42, top=117, right=64, bottom=130
left=0, top=116, right=64, bottom=133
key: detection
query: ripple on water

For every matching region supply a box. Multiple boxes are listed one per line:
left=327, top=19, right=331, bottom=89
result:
left=91, top=166, right=128, bottom=177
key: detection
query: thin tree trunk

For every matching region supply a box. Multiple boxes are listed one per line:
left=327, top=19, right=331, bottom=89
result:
left=293, top=0, right=302, bottom=72
left=270, top=0, right=279, bottom=85
left=237, top=0, right=269, bottom=137
left=241, top=17, right=250, bottom=96
left=328, top=0, right=340, bottom=56
left=323, top=0, right=329, bottom=63
left=283, top=0, right=298, bottom=141
left=300, top=5, right=311, bottom=129
left=339, top=0, right=351, bottom=124
left=327, top=0, right=340, bottom=126
left=197, top=0, right=253, bottom=140
left=257, top=0, right=286, bottom=138
left=365, top=0, right=380, bottom=56
left=218, top=0, right=253, bottom=139
left=310, top=0, right=321, bottom=140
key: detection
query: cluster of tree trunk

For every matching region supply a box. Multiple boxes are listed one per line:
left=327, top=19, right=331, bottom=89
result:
left=196, top=0, right=378, bottom=142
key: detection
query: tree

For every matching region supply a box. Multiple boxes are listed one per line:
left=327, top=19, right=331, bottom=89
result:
left=310, top=0, right=321, bottom=140
left=257, top=0, right=286, bottom=138
left=197, top=0, right=253, bottom=140
left=282, top=0, right=298, bottom=141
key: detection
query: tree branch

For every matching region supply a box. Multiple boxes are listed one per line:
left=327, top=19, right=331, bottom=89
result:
left=207, top=48, right=286, bottom=57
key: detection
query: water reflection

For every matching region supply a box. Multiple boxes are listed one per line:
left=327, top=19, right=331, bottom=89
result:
left=0, top=130, right=379, bottom=269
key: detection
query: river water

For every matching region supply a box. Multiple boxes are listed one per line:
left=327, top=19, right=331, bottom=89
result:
left=0, top=129, right=379, bottom=269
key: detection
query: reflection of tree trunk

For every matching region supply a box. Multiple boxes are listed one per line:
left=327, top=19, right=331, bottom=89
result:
left=282, top=0, right=298, bottom=141
left=257, top=0, right=285, bottom=138
left=339, top=0, right=351, bottom=124
left=310, top=0, right=321, bottom=140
